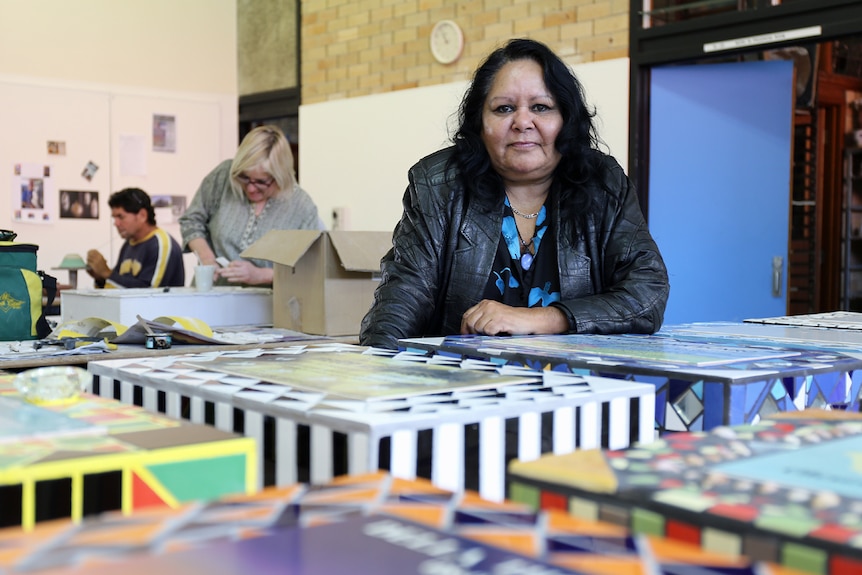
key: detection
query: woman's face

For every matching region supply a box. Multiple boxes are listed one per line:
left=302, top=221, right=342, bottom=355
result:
left=481, top=59, right=563, bottom=187
left=238, top=165, right=276, bottom=203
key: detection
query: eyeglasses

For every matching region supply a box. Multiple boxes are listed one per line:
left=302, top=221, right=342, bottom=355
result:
left=237, top=174, right=275, bottom=190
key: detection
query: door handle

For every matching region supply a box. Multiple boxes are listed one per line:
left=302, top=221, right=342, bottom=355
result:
left=772, top=256, right=783, bottom=297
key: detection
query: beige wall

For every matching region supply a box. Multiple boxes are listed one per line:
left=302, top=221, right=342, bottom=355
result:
left=301, top=0, right=629, bottom=104
left=0, top=0, right=237, bottom=94
left=0, top=0, right=239, bottom=283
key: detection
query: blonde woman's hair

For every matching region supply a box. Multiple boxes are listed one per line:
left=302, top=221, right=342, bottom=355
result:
left=229, top=125, right=296, bottom=199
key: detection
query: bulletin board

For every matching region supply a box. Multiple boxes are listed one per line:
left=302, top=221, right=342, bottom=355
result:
left=0, top=78, right=234, bottom=288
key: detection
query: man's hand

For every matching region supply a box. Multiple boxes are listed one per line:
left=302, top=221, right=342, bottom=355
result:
left=86, top=249, right=111, bottom=280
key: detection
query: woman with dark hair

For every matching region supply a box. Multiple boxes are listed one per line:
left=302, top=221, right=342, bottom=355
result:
left=360, top=39, right=669, bottom=350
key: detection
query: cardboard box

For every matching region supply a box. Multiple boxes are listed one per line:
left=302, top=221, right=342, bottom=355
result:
left=60, top=286, right=272, bottom=327
left=241, top=230, right=391, bottom=336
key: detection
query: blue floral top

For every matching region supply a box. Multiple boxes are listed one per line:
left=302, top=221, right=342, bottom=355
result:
left=482, top=198, right=561, bottom=308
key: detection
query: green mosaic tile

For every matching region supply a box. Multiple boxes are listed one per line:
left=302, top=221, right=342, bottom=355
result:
left=653, top=488, right=715, bottom=512
left=631, top=507, right=665, bottom=536
left=148, top=454, right=247, bottom=502
left=756, top=514, right=821, bottom=538
left=508, top=481, right=539, bottom=509
left=782, top=541, right=827, bottom=575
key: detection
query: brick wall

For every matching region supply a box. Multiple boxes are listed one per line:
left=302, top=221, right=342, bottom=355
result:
left=301, top=0, right=629, bottom=104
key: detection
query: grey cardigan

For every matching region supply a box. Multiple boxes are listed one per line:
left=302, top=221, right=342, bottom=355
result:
left=360, top=147, right=670, bottom=349
left=180, top=159, right=321, bottom=269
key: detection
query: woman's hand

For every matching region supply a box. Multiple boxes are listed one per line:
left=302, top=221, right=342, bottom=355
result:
left=189, top=238, right=218, bottom=267
left=216, top=259, right=258, bottom=284
left=215, top=259, right=272, bottom=285
left=460, top=299, right=568, bottom=336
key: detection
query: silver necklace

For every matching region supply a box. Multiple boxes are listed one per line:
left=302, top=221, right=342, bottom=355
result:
left=506, top=191, right=545, bottom=219
left=510, top=204, right=539, bottom=219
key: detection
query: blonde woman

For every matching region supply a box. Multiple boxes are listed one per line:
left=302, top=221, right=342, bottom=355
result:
left=180, top=125, right=322, bottom=286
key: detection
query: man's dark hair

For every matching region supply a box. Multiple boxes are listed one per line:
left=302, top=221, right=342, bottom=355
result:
left=108, top=187, right=156, bottom=225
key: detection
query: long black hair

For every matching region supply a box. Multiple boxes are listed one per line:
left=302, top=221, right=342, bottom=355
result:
left=450, top=38, right=606, bottom=240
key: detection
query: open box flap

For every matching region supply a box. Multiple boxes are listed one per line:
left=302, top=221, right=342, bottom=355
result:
left=240, top=230, right=322, bottom=268
left=328, top=231, right=392, bottom=272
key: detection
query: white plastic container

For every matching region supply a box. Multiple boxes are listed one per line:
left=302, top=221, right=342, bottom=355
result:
left=60, top=287, right=273, bottom=328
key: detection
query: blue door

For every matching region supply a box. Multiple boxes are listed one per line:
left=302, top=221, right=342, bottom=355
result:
left=648, top=60, right=794, bottom=325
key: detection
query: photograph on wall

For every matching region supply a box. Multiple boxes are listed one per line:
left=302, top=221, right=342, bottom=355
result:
left=151, top=195, right=186, bottom=224
left=47, top=141, right=66, bottom=156
left=59, top=190, right=99, bottom=219
left=81, top=161, right=99, bottom=182
left=11, top=163, right=55, bottom=224
left=152, top=114, right=176, bottom=153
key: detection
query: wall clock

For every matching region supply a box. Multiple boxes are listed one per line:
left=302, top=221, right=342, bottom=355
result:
left=430, top=20, right=464, bottom=65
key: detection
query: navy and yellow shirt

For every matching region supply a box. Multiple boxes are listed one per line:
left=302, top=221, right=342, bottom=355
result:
left=104, top=228, right=185, bottom=288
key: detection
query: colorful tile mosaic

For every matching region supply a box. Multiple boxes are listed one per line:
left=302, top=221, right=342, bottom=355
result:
left=507, top=413, right=862, bottom=575
left=0, top=472, right=807, bottom=574
left=0, top=375, right=256, bottom=531
left=399, top=330, right=862, bottom=433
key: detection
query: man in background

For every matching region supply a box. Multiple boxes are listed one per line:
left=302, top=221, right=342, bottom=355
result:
left=86, top=188, right=185, bottom=288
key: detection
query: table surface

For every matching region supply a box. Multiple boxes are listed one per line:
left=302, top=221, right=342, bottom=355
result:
left=0, top=330, right=356, bottom=371
left=86, top=344, right=655, bottom=436
left=659, top=321, right=862, bottom=357
left=85, top=344, right=657, bottom=501
left=400, top=331, right=862, bottom=384
left=744, top=310, right=862, bottom=329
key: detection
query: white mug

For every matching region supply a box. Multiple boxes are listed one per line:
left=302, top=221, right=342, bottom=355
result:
left=194, top=265, right=216, bottom=292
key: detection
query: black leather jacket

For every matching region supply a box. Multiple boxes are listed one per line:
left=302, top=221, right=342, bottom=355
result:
left=360, top=147, right=669, bottom=349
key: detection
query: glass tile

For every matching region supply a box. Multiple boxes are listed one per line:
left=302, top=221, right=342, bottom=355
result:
left=674, top=387, right=704, bottom=425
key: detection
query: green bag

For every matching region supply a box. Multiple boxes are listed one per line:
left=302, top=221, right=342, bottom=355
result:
left=0, top=235, right=57, bottom=341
